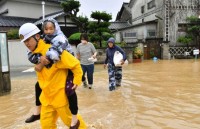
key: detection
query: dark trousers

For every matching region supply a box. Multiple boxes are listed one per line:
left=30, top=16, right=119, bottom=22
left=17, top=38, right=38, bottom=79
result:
left=35, top=81, right=78, bottom=115
left=35, top=82, right=42, bottom=106
left=68, top=92, right=78, bottom=115
left=81, top=64, right=94, bottom=85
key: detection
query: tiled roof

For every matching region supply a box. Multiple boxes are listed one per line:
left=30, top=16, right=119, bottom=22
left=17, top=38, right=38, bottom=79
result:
left=34, top=10, right=64, bottom=25
left=111, top=20, right=157, bottom=32
left=0, top=10, right=64, bottom=27
left=45, top=0, right=61, bottom=3
left=116, top=2, right=131, bottom=21
left=0, top=16, right=37, bottom=27
left=109, top=21, right=131, bottom=30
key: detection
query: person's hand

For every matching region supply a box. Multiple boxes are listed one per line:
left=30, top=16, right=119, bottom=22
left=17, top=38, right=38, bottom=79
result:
left=72, top=84, right=78, bottom=90
left=104, top=64, right=107, bottom=69
left=35, top=63, right=44, bottom=72
left=121, top=59, right=125, bottom=65
left=92, top=55, right=96, bottom=59
left=40, top=56, right=50, bottom=65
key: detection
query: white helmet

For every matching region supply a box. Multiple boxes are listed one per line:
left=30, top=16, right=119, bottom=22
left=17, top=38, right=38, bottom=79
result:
left=19, top=23, right=40, bottom=42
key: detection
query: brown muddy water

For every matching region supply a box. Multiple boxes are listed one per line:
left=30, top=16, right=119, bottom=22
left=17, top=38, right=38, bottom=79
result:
left=0, top=60, right=200, bottom=129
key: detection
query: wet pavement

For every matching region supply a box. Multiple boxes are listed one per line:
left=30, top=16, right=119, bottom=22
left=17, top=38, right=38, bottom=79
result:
left=0, top=60, right=200, bottom=129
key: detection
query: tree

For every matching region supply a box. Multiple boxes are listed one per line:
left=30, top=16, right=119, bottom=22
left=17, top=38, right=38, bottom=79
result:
left=177, top=36, right=193, bottom=48
left=88, top=11, right=112, bottom=47
left=73, top=16, right=89, bottom=32
left=61, top=0, right=80, bottom=17
left=61, top=0, right=89, bottom=32
left=60, top=1, right=113, bottom=47
left=184, top=16, right=200, bottom=48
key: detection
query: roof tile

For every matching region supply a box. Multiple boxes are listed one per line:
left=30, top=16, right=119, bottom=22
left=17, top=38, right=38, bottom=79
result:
left=0, top=16, right=37, bottom=27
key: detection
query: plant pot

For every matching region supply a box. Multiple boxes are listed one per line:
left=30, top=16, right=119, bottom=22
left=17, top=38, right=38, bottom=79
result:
left=133, top=58, right=142, bottom=63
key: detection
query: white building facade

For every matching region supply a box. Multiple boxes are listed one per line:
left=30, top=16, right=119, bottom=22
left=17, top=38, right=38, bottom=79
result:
left=115, top=0, right=200, bottom=59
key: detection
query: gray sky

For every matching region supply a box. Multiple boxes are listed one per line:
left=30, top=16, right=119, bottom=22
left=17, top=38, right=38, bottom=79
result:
left=78, top=0, right=130, bottom=21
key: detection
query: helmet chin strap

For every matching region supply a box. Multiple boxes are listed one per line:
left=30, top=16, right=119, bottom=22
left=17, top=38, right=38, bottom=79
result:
left=32, top=35, right=39, bottom=51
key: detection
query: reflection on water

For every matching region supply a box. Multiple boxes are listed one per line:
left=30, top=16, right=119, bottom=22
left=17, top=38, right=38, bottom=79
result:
left=1, top=60, right=200, bottom=129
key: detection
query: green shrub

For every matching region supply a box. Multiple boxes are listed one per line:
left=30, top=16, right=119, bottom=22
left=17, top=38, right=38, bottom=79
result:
left=102, top=40, right=107, bottom=47
left=177, top=36, right=192, bottom=45
left=68, top=32, right=81, bottom=45
left=7, top=29, right=19, bottom=40
left=89, top=33, right=100, bottom=43
left=115, top=41, right=126, bottom=47
left=120, top=41, right=127, bottom=47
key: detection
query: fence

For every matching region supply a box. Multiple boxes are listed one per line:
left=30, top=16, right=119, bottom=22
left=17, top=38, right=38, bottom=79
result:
left=169, top=46, right=196, bottom=58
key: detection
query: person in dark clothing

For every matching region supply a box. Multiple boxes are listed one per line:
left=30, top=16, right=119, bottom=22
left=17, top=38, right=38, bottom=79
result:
left=104, top=37, right=127, bottom=91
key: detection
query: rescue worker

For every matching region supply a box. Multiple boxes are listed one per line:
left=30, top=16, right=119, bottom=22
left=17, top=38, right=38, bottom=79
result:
left=19, top=23, right=87, bottom=129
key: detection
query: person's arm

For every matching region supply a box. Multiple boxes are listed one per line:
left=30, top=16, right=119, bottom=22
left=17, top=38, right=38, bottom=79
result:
left=34, top=56, right=49, bottom=72
left=76, top=45, right=81, bottom=59
left=76, top=53, right=80, bottom=60
left=35, top=56, right=50, bottom=72
left=92, top=52, right=97, bottom=58
left=28, top=52, right=42, bottom=64
left=91, top=43, right=97, bottom=58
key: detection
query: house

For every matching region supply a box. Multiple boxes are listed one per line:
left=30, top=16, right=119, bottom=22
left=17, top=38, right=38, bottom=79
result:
left=108, top=21, right=132, bottom=43
left=0, top=0, right=79, bottom=67
left=0, top=0, right=78, bottom=37
left=113, top=0, right=200, bottom=59
left=116, top=2, right=132, bottom=23
left=109, top=2, right=133, bottom=44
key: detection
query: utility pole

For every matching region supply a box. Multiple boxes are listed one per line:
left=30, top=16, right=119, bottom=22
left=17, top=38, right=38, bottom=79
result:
left=42, top=1, right=45, bottom=21
left=164, top=0, right=170, bottom=42
left=198, top=0, right=200, bottom=50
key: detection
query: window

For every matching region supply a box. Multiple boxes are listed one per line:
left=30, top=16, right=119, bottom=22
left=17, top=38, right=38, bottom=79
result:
left=147, top=0, right=156, bottom=9
left=124, top=32, right=137, bottom=38
left=147, top=30, right=156, bottom=37
left=141, top=6, right=145, bottom=13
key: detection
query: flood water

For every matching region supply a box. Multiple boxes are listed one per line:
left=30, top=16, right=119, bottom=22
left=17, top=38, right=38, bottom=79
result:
left=0, top=60, right=200, bottom=129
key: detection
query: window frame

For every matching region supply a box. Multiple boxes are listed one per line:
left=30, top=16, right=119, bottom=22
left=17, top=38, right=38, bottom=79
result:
left=147, top=30, right=156, bottom=38
left=141, top=5, right=145, bottom=14
left=147, top=0, right=156, bottom=10
left=124, top=32, right=137, bottom=38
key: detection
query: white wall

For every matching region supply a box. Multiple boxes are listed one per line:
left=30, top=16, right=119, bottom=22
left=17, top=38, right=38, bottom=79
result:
left=131, top=0, right=146, bottom=25
left=8, top=40, right=78, bottom=67
left=0, top=0, right=62, bottom=18
left=115, top=23, right=156, bottom=43
left=131, top=0, right=162, bottom=25
left=114, top=32, right=121, bottom=42
left=8, top=40, right=32, bottom=66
